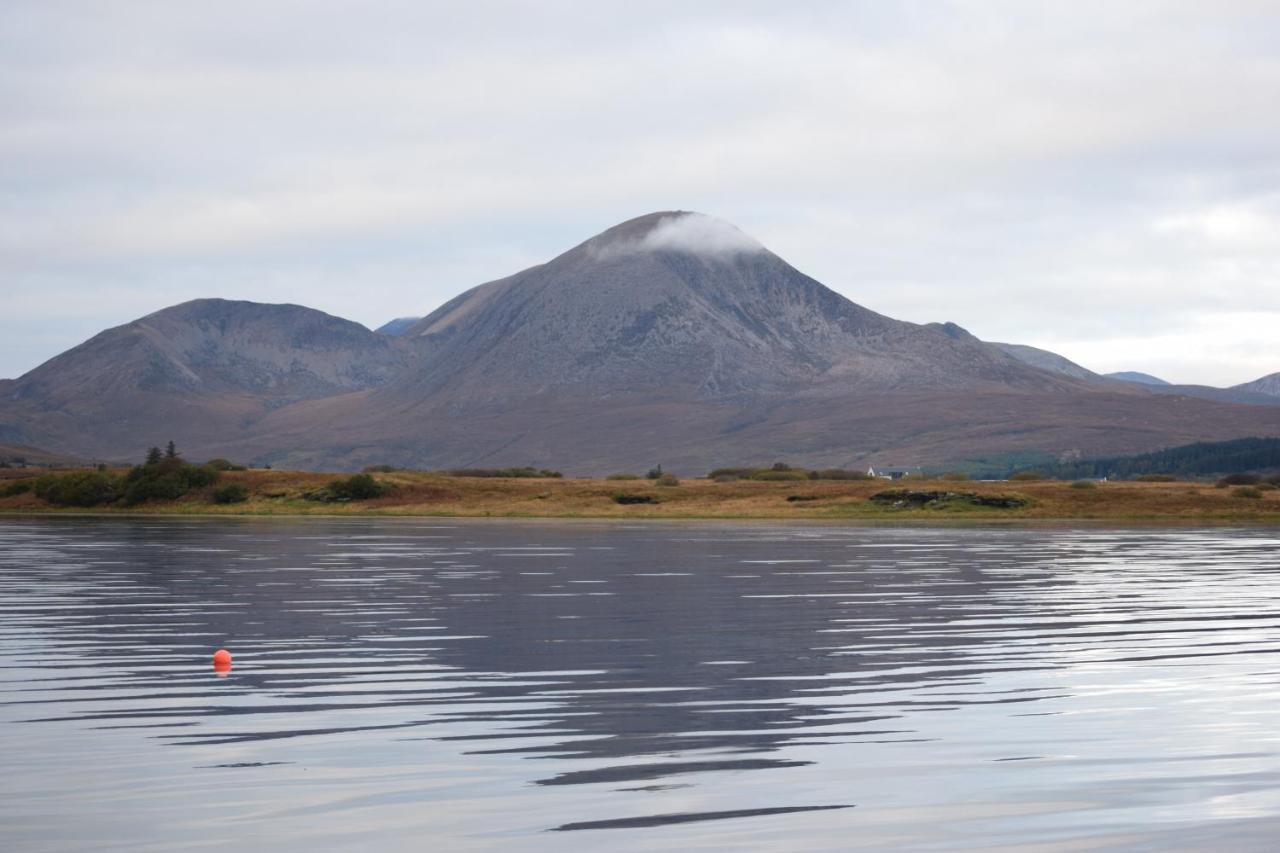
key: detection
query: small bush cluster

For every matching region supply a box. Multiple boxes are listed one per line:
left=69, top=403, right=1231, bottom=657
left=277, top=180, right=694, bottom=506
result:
left=1232, top=486, right=1263, bottom=499
left=362, top=464, right=398, bottom=473
left=656, top=473, right=680, bottom=487
left=0, top=479, right=33, bottom=497
left=206, top=458, right=247, bottom=471
left=35, top=471, right=122, bottom=507
left=327, top=474, right=389, bottom=500
left=448, top=467, right=562, bottom=478
left=211, top=483, right=249, bottom=504
left=613, top=493, right=657, bottom=505
left=122, top=458, right=218, bottom=505
left=1218, top=473, right=1261, bottom=487
left=707, top=464, right=871, bottom=482
left=605, top=473, right=641, bottom=480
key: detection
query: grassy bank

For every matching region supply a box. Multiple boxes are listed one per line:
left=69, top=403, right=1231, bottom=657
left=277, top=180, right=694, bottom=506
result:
left=2, top=468, right=1280, bottom=521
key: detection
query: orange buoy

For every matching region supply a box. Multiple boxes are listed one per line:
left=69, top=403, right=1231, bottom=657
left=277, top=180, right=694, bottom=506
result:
left=213, top=649, right=232, bottom=666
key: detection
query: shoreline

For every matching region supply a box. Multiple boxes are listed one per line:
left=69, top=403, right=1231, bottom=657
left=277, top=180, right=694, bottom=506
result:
left=3, top=470, right=1279, bottom=524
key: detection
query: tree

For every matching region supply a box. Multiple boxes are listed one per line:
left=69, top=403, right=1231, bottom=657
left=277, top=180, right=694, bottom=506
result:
left=145, top=447, right=162, bottom=466
left=165, top=441, right=177, bottom=460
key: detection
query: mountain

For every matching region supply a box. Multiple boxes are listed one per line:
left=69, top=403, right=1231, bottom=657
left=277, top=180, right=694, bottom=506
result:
left=4, top=213, right=1279, bottom=472
left=388, top=213, right=1066, bottom=401
left=991, top=342, right=1097, bottom=380
left=1234, top=372, right=1280, bottom=398
left=0, top=299, right=407, bottom=461
left=1106, top=371, right=1170, bottom=386
left=375, top=316, right=422, bottom=337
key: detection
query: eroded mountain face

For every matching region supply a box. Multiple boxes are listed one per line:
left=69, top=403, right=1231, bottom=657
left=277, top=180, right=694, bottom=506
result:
left=2, top=213, right=1276, bottom=471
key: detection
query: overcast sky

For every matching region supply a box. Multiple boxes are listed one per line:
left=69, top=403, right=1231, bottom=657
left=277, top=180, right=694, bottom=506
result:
left=3, top=1, right=1278, bottom=385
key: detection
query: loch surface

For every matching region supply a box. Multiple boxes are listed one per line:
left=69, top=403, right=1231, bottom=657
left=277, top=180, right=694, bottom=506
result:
left=3, top=517, right=1280, bottom=851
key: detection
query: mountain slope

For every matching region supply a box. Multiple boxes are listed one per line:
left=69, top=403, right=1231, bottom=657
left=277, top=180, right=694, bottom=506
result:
left=1106, top=371, right=1170, bottom=386
left=991, top=342, right=1098, bottom=380
left=4, top=214, right=1278, bottom=472
left=1234, top=372, right=1280, bottom=397
left=392, top=212, right=1069, bottom=402
left=0, top=299, right=407, bottom=460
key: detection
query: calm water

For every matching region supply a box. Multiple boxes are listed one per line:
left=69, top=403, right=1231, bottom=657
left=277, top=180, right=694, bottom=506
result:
left=3, top=518, right=1280, bottom=851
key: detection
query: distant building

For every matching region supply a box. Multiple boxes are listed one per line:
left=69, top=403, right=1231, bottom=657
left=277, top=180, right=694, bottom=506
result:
left=867, top=466, right=921, bottom=480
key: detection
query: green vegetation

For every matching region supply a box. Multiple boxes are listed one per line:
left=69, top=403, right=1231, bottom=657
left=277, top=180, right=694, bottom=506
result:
left=35, top=471, right=121, bottom=507
left=656, top=473, right=680, bottom=487
left=206, top=458, right=248, bottom=471
left=211, top=483, right=249, bottom=504
left=1028, top=437, right=1280, bottom=481
left=0, top=480, right=32, bottom=497
left=1233, top=487, right=1263, bottom=500
left=324, top=474, right=389, bottom=501
left=122, top=455, right=218, bottom=505
left=605, top=473, right=641, bottom=480
left=362, top=464, right=399, bottom=473
left=447, top=467, right=563, bottom=478
left=870, top=489, right=1031, bottom=510
left=612, top=493, right=657, bottom=505
left=707, top=463, right=870, bottom=481
left=26, top=444, right=220, bottom=507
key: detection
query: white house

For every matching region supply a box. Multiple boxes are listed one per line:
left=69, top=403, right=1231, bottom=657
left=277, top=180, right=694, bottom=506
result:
left=867, top=466, right=920, bottom=480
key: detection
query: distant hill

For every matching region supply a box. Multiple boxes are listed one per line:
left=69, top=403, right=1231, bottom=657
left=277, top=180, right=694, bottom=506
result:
left=2, top=213, right=1278, bottom=472
left=1106, top=371, right=1170, bottom=386
left=0, top=299, right=407, bottom=461
left=991, top=342, right=1097, bottom=380
left=375, top=316, right=422, bottom=337
left=1029, top=436, right=1280, bottom=480
left=1234, top=372, right=1280, bottom=398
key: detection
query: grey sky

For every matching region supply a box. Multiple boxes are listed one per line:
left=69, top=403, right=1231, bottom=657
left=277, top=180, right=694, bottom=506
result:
left=3, top=1, right=1278, bottom=386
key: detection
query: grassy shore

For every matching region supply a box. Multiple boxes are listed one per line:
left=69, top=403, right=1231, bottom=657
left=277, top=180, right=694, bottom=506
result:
left=2, top=468, right=1280, bottom=521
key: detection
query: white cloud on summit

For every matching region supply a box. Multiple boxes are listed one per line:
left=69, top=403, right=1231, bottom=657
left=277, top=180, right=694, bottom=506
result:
left=640, top=213, right=764, bottom=256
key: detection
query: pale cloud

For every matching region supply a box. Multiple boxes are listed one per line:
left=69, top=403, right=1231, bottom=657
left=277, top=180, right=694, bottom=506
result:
left=2, top=1, right=1279, bottom=385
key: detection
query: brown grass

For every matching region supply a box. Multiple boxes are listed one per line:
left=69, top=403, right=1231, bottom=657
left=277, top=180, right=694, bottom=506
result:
left=2, top=469, right=1280, bottom=522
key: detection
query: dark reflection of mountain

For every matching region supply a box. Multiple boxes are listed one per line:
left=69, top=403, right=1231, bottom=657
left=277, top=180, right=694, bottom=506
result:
left=0, top=517, right=1093, bottom=788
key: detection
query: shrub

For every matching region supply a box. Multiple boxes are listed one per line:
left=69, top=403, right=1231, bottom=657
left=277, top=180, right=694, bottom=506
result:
left=0, top=479, right=33, bottom=497
left=751, top=469, right=810, bottom=481
left=34, top=471, right=122, bottom=507
left=122, top=460, right=220, bottom=505
left=606, top=473, right=641, bottom=480
left=656, top=473, right=680, bottom=487
left=770, top=462, right=792, bottom=471
left=211, top=483, right=249, bottom=504
left=1257, top=483, right=1277, bottom=492
left=613, top=493, right=656, bottom=505
left=1009, top=471, right=1046, bottom=481
left=1070, top=480, right=1098, bottom=490
left=362, top=464, right=398, bottom=473
left=1218, top=473, right=1261, bottom=486
left=646, top=466, right=664, bottom=479
left=808, top=469, right=871, bottom=480
left=1233, top=487, right=1263, bottom=499
left=1267, top=474, right=1280, bottom=486
left=1136, top=473, right=1177, bottom=482
left=328, top=474, right=388, bottom=500
left=707, top=467, right=755, bottom=480
left=206, top=458, right=247, bottom=471
left=448, top=467, right=562, bottom=478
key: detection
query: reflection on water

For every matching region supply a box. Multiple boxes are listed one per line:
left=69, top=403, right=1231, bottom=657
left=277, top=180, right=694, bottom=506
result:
left=2, top=518, right=1280, bottom=850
